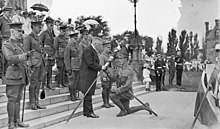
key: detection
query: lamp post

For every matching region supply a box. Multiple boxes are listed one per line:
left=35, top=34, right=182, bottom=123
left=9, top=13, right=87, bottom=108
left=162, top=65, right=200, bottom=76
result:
left=128, top=0, right=139, bottom=38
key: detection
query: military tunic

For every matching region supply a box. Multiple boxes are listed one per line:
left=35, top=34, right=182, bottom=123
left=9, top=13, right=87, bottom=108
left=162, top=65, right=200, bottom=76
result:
left=175, top=56, right=184, bottom=86
left=54, top=34, right=69, bottom=87
left=2, top=38, right=28, bottom=124
left=23, top=32, right=45, bottom=107
left=40, top=29, right=56, bottom=88
left=64, top=38, right=80, bottom=100
left=155, top=59, right=166, bottom=91
left=168, top=56, right=176, bottom=86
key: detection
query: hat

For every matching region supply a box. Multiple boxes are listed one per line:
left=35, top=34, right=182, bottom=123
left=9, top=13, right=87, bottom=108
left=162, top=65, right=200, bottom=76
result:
left=2, top=6, right=13, bottom=12
left=8, top=22, right=23, bottom=32
left=44, top=16, right=54, bottom=24
left=31, top=21, right=42, bottom=26
left=28, top=11, right=36, bottom=16
left=69, top=32, right=78, bottom=38
left=59, top=25, right=68, bottom=30
left=21, top=11, right=28, bottom=15
left=215, top=44, right=220, bottom=50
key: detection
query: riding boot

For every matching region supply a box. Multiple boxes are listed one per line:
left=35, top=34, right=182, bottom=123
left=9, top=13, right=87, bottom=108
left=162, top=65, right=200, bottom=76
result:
left=29, top=85, right=37, bottom=110
left=68, top=84, right=75, bottom=101
left=36, top=82, right=46, bottom=109
left=14, top=102, right=29, bottom=128
left=7, top=101, right=15, bottom=129
left=102, top=88, right=110, bottom=108
left=110, top=95, right=127, bottom=117
left=215, top=98, right=219, bottom=108
left=107, top=88, right=114, bottom=107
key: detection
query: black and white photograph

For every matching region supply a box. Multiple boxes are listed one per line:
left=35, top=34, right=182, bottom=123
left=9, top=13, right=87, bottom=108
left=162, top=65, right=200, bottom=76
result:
left=0, top=0, right=219, bottom=129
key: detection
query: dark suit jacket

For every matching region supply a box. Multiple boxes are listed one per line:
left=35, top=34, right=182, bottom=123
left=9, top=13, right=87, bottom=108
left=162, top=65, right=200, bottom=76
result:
left=79, top=45, right=102, bottom=95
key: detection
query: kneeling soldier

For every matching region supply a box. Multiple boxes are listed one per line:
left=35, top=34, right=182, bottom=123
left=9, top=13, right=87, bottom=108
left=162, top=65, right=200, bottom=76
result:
left=109, top=53, right=151, bottom=117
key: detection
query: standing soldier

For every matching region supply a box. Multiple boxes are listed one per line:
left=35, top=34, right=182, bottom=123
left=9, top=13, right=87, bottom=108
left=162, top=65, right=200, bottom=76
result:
left=40, top=16, right=56, bottom=90
left=23, top=21, right=47, bottom=110
left=2, top=23, right=30, bottom=129
left=54, top=25, right=70, bottom=88
left=64, top=32, right=80, bottom=101
left=0, top=7, right=14, bottom=81
left=99, top=42, right=115, bottom=108
left=175, top=51, right=184, bottom=90
left=155, top=54, right=166, bottom=91
left=109, top=52, right=151, bottom=117
left=168, top=55, right=176, bottom=87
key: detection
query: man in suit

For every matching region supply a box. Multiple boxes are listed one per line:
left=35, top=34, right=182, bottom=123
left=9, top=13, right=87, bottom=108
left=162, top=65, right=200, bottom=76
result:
left=79, top=37, right=106, bottom=118
left=23, top=21, right=46, bottom=110
left=2, top=22, right=30, bottom=129
left=40, top=16, right=56, bottom=90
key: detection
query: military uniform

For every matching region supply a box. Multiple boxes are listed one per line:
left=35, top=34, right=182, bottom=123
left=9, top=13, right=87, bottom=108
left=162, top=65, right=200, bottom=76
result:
left=168, top=56, right=176, bottom=87
left=155, top=55, right=166, bottom=91
left=99, top=47, right=116, bottom=108
left=54, top=25, right=69, bottom=87
left=109, top=53, right=151, bottom=117
left=40, top=17, right=56, bottom=90
left=23, top=21, right=46, bottom=110
left=78, top=34, right=92, bottom=60
left=64, top=33, right=80, bottom=101
left=175, top=55, right=184, bottom=87
left=2, top=23, right=29, bottom=129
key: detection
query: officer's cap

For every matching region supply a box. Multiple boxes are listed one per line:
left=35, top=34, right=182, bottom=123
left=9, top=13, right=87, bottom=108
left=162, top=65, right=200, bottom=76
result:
left=44, top=16, right=54, bottom=24
left=60, top=25, right=68, bottom=30
left=31, top=21, right=43, bottom=26
left=8, top=22, right=24, bottom=32
left=215, top=44, right=220, bottom=50
left=69, top=32, right=78, bottom=38
left=2, top=6, right=13, bottom=12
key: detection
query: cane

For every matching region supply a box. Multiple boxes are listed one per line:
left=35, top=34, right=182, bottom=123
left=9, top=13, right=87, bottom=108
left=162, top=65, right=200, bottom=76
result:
left=21, top=85, right=26, bottom=122
left=183, top=71, right=191, bottom=82
left=130, top=91, right=158, bottom=116
left=190, top=72, right=211, bottom=129
left=66, top=71, right=103, bottom=124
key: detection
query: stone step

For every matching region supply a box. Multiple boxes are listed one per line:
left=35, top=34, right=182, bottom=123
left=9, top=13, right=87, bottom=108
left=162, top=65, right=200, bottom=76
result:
left=0, top=82, right=144, bottom=128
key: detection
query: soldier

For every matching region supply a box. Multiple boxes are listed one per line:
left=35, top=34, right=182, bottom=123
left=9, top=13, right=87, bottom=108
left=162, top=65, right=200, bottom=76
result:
left=168, top=55, right=176, bottom=87
left=40, top=16, right=56, bottom=90
left=0, top=7, right=14, bottom=80
left=155, top=54, right=166, bottom=91
left=109, top=52, right=151, bottom=117
left=175, top=51, right=184, bottom=90
left=54, top=25, right=70, bottom=88
left=23, top=21, right=47, bottom=110
left=2, top=23, right=30, bottom=129
left=64, top=32, right=80, bottom=101
left=99, top=42, right=115, bottom=108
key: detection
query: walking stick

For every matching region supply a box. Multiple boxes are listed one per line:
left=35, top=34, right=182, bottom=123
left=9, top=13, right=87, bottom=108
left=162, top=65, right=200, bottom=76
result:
left=130, top=91, right=158, bottom=116
left=66, top=71, right=104, bottom=124
left=21, top=85, right=26, bottom=122
left=190, top=72, right=211, bottom=129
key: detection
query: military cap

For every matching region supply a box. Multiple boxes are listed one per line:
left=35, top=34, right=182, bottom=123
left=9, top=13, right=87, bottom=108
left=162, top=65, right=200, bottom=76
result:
left=69, top=32, right=78, bottom=38
left=59, top=24, right=68, bottom=30
left=31, top=21, right=42, bottom=26
left=44, top=16, right=54, bottom=24
left=2, top=6, right=13, bottom=12
left=8, top=22, right=23, bottom=32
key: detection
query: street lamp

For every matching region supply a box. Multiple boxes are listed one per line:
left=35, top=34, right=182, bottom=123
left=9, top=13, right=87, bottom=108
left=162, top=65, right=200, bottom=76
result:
left=128, top=0, right=139, bottom=38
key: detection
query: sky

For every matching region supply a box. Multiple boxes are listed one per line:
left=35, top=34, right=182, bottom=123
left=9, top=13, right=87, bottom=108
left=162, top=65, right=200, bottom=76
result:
left=27, top=0, right=219, bottom=50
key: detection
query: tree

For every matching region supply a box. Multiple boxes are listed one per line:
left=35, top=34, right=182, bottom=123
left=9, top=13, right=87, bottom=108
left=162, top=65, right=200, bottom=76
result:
left=191, top=33, right=200, bottom=59
left=179, top=30, right=189, bottom=59
left=143, top=36, right=154, bottom=56
left=155, top=37, right=162, bottom=54
left=74, top=15, right=110, bottom=38
left=189, top=31, right=194, bottom=60
left=202, top=36, right=207, bottom=61
left=167, top=29, right=178, bottom=56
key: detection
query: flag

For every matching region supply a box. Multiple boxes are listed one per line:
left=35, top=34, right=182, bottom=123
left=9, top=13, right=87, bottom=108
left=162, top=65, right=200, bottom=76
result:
left=194, top=70, right=220, bottom=128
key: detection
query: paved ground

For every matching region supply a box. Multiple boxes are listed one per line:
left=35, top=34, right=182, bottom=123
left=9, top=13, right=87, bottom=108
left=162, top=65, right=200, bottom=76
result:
left=45, top=91, right=208, bottom=129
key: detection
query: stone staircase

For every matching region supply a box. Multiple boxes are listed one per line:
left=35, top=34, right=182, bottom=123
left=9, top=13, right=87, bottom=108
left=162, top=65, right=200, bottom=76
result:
left=0, top=76, right=146, bottom=129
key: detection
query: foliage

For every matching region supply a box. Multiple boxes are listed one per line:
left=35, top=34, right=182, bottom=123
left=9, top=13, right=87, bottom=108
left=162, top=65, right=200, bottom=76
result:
left=179, top=30, right=189, bottom=59
left=74, top=15, right=110, bottom=38
left=155, top=37, right=162, bottom=54
left=167, top=29, right=178, bottom=56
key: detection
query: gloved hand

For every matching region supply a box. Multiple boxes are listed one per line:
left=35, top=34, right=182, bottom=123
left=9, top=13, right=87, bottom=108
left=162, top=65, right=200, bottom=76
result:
left=67, top=70, right=72, bottom=76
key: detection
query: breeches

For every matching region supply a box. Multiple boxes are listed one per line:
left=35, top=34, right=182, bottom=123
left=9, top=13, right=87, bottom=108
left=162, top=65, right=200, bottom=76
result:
left=68, top=70, right=79, bottom=90
left=6, top=85, right=24, bottom=103
left=42, top=59, right=53, bottom=85
left=176, top=69, right=183, bottom=86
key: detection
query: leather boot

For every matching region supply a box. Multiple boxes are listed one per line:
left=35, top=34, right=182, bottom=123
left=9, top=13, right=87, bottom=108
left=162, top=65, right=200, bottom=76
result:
left=14, top=102, right=30, bottom=128
left=7, top=101, right=15, bottom=129
left=107, top=89, right=114, bottom=107
left=69, top=85, right=75, bottom=101
left=102, top=89, right=110, bottom=108
left=29, top=82, right=37, bottom=110
left=36, top=82, right=46, bottom=109
left=110, top=96, right=127, bottom=117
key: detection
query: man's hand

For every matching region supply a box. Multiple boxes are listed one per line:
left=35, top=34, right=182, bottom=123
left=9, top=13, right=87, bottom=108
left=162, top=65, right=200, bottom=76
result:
left=67, top=70, right=72, bottom=76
